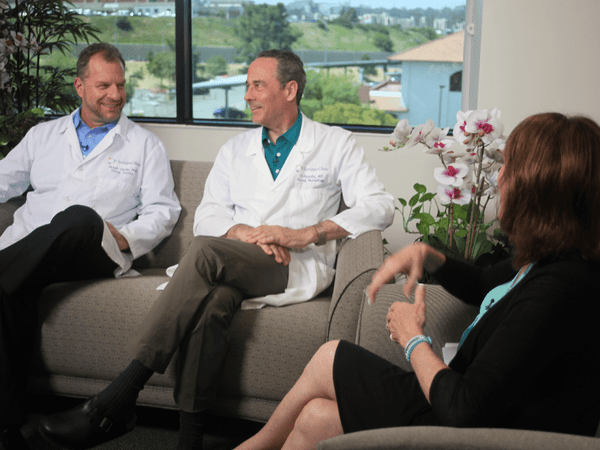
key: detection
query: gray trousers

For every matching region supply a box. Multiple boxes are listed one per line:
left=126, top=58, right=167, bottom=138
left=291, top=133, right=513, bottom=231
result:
left=126, top=236, right=289, bottom=412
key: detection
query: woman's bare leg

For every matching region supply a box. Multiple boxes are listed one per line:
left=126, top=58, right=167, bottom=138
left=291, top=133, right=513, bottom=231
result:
left=281, top=398, right=343, bottom=450
left=235, top=340, right=341, bottom=450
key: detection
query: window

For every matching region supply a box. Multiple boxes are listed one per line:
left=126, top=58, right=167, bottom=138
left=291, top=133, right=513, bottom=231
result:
left=450, top=71, right=462, bottom=92
left=63, top=0, right=479, bottom=130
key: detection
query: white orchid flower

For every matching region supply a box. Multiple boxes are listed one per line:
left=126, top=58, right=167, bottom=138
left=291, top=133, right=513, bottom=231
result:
left=390, top=118, right=411, bottom=147
left=484, top=137, right=505, bottom=162
left=437, top=184, right=472, bottom=205
left=423, top=126, right=454, bottom=155
left=10, top=31, right=27, bottom=49
left=434, top=162, right=470, bottom=187
left=464, top=108, right=504, bottom=145
left=453, top=110, right=473, bottom=146
left=483, top=170, right=500, bottom=196
left=403, top=118, right=436, bottom=149
left=456, top=147, right=480, bottom=165
left=0, top=70, right=9, bottom=89
left=480, top=157, right=502, bottom=174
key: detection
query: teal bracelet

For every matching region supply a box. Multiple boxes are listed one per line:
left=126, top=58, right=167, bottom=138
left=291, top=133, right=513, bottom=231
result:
left=404, top=335, right=432, bottom=364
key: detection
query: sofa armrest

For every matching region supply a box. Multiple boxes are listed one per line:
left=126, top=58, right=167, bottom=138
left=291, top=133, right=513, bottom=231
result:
left=327, top=230, right=385, bottom=343
left=0, top=197, right=25, bottom=236
left=355, top=282, right=478, bottom=371
left=317, top=426, right=600, bottom=450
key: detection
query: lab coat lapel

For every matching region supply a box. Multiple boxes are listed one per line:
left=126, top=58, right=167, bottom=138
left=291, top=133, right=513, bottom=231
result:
left=248, top=129, right=274, bottom=182
left=62, top=111, right=86, bottom=164
left=272, top=115, right=315, bottom=188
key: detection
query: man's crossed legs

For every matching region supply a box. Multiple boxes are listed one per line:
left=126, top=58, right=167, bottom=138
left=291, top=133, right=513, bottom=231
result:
left=39, top=236, right=289, bottom=450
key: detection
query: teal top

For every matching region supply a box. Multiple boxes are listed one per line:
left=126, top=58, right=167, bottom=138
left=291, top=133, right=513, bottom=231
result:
left=73, top=108, right=119, bottom=158
left=262, top=113, right=302, bottom=180
left=458, top=263, right=534, bottom=347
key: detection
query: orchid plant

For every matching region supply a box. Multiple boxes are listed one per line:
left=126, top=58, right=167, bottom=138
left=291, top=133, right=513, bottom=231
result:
left=381, top=109, right=511, bottom=265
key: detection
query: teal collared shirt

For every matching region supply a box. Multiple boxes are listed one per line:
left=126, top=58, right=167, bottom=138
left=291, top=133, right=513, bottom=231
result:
left=73, top=108, right=119, bottom=158
left=262, top=113, right=302, bottom=180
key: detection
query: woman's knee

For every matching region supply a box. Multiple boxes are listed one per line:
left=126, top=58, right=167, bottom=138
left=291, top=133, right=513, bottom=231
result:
left=294, top=398, right=341, bottom=437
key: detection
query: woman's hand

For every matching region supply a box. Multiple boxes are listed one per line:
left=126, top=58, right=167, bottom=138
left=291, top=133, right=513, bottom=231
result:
left=367, top=243, right=446, bottom=304
left=387, top=284, right=426, bottom=347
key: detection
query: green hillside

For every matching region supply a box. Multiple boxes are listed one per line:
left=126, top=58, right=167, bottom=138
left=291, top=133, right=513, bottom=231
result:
left=87, top=15, right=434, bottom=54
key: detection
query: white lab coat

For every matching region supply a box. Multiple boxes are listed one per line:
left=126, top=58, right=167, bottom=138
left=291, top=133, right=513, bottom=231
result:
left=194, top=114, right=394, bottom=308
left=0, top=111, right=181, bottom=274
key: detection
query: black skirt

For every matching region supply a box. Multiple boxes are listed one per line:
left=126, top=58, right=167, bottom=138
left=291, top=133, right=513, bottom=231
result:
left=332, top=340, right=440, bottom=434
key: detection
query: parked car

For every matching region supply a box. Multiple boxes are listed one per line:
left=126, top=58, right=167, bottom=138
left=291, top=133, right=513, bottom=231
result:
left=213, top=107, right=247, bottom=119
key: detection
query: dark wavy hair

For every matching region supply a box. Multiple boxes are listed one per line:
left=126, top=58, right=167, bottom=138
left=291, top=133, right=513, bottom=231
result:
left=257, top=49, right=306, bottom=106
left=500, top=113, right=600, bottom=266
left=76, top=43, right=126, bottom=79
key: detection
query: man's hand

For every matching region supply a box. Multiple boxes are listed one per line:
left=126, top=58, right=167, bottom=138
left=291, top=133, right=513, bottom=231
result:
left=223, top=224, right=292, bottom=265
left=257, top=243, right=291, bottom=266
left=246, top=225, right=315, bottom=249
left=106, top=222, right=130, bottom=251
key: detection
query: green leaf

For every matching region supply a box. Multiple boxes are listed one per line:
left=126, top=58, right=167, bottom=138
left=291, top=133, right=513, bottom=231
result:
left=413, top=212, right=435, bottom=226
left=417, top=222, right=429, bottom=236
left=454, top=235, right=466, bottom=255
left=409, top=193, right=420, bottom=207
left=398, top=198, right=407, bottom=207
left=414, top=183, right=427, bottom=194
left=421, top=193, right=436, bottom=202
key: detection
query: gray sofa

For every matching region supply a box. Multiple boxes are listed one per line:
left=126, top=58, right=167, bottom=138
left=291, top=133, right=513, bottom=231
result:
left=0, top=159, right=384, bottom=423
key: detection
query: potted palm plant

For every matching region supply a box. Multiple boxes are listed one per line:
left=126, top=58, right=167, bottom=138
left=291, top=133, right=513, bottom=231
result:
left=0, top=0, right=100, bottom=157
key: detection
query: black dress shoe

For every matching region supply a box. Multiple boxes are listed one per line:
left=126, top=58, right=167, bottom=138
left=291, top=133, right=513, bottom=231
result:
left=38, top=396, right=136, bottom=449
left=0, top=428, right=31, bottom=450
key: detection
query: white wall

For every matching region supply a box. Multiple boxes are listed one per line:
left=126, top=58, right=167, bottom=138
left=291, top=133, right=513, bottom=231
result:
left=142, top=0, right=600, bottom=254
left=477, top=0, right=600, bottom=130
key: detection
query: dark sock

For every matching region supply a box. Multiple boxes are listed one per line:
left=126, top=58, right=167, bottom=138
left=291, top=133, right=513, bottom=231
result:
left=96, top=359, right=154, bottom=420
left=177, top=410, right=207, bottom=450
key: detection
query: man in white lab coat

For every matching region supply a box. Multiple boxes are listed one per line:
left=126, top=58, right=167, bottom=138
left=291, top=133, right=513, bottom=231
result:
left=0, top=43, right=180, bottom=450
left=40, top=50, right=394, bottom=450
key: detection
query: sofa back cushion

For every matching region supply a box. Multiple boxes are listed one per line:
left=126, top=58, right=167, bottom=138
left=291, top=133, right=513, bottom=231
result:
left=134, top=160, right=213, bottom=269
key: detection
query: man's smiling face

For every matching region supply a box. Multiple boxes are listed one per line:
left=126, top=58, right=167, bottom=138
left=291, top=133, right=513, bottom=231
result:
left=75, top=53, right=126, bottom=128
left=244, top=57, right=291, bottom=130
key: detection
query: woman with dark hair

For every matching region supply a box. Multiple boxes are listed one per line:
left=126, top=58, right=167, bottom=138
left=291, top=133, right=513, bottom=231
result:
left=234, top=113, right=600, bottom=450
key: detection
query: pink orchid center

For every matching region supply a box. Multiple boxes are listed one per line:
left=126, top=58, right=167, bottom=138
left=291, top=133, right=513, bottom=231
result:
left=434, top=142, right=446, bottom=149
left=443, top=166, right=460, bottom=178
left=445, top=187, right=463, bottom=199
left=476, top=120, right=494, bottom=135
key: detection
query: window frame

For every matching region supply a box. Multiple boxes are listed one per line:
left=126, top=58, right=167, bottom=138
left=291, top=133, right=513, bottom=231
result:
left=132, top=0, right=482, bottom=135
